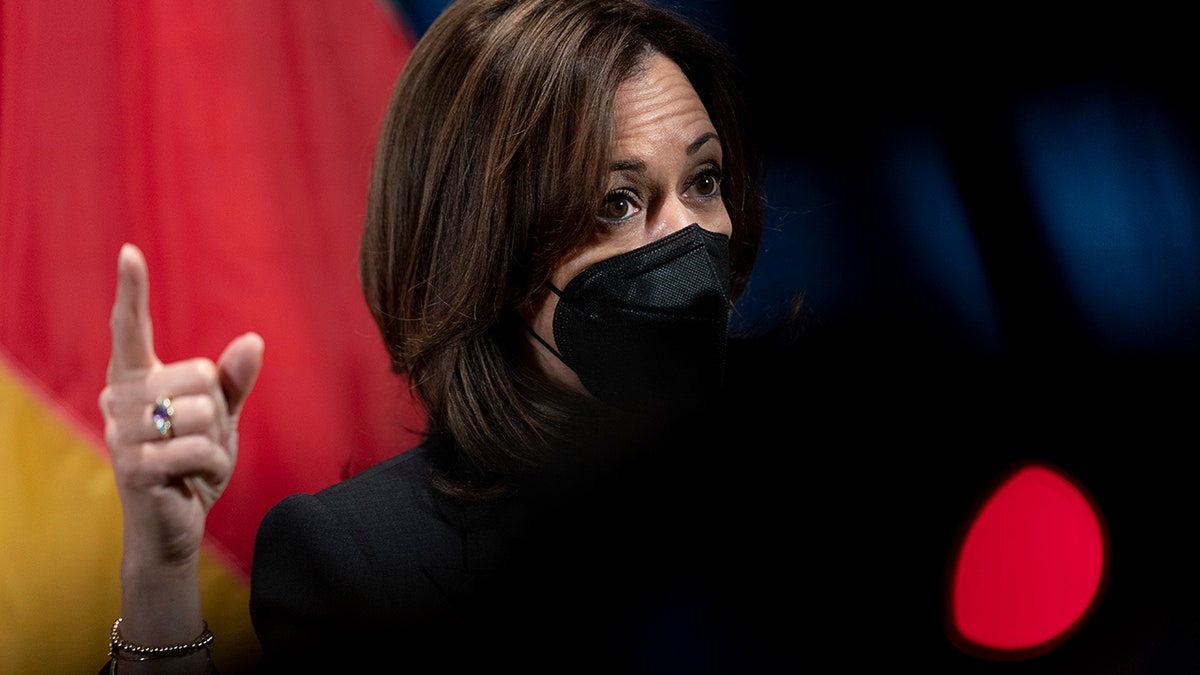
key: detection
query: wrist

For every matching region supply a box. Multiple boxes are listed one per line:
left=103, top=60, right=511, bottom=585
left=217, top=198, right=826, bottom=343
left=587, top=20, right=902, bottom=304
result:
left=108, top=617, right=214, bottom=674
left=119, top=555, right=203, bottom=646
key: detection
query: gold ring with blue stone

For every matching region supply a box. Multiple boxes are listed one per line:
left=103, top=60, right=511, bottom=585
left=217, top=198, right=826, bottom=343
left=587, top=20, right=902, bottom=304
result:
left=153, top=397, right=175, bottom=439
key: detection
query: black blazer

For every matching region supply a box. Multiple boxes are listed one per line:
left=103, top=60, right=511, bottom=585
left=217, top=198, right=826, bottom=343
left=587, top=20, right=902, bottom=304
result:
left=249, top=443, right=536, bottom=671
left=247, top=423, right=799, bottom=674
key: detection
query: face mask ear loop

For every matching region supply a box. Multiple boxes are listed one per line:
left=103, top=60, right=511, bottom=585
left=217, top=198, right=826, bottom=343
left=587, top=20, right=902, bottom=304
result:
left=521, top=320, right=567, bottom=363
left=522, top=281, right=568, bottom=363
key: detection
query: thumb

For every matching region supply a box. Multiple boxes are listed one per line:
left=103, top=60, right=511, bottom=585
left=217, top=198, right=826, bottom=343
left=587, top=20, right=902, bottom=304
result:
left=217, top=331, right=265, bottom=420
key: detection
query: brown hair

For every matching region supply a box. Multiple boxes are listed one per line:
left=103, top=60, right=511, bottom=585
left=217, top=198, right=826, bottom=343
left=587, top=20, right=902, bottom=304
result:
left=360, top=0, right=763, bottom=499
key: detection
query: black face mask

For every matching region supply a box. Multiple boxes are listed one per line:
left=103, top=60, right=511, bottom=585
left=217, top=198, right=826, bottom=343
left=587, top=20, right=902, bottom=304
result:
left=528, top=223, right=733, bottom=412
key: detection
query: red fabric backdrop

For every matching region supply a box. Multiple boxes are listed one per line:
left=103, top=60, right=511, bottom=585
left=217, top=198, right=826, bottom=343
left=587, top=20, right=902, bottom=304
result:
left=1, top=0, right=424, bottom=579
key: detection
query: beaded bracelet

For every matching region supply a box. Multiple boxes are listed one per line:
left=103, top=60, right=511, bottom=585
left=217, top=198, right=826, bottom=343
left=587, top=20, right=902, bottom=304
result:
left=109, top=617, right=214, bottom=659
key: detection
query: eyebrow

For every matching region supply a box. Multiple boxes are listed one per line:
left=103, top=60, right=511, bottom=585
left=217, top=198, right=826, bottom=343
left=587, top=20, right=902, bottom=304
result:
left=609, top=133, right=721, bottom=173
left=687, top=132, right=719, bottom=156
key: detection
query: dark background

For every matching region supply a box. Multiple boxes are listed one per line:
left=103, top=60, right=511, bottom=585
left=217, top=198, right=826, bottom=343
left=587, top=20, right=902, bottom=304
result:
left=391, top=2, right=1200, bottom=671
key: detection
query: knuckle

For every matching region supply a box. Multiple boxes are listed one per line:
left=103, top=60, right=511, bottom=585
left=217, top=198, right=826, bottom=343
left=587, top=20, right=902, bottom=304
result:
left=196, top=395, right=218, bottom=427
left=106, top=418, right=142, bottom=451
left=98, top=387, right=114, bottom=415
left=103, top=423, right=122, bottom=452
left=191, top=359, right=219, bottom=384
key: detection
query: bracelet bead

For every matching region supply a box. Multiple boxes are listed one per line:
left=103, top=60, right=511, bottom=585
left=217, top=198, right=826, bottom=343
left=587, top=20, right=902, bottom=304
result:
left=108, top=617, right=214, bottom=659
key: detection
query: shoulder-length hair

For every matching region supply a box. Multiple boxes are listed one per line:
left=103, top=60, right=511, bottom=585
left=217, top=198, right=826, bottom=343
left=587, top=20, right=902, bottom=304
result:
left=360, top=0, right=763, bottom=499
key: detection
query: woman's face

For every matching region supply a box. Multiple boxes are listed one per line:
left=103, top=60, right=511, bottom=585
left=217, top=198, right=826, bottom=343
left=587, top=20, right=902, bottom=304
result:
left=526, top=51, right=732, bottom=394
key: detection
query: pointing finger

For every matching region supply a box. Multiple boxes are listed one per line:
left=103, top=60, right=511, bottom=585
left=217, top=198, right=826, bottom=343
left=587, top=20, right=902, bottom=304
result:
left=107, top=243, right=160, bottom=382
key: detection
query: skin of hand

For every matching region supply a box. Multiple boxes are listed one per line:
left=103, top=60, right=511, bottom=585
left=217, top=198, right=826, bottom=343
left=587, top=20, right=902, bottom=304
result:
left=98, top=243, right=264, bottom=654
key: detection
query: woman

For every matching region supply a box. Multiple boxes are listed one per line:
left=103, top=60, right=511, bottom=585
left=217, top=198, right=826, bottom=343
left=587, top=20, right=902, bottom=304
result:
left=100, top=0, right=771, bottom=671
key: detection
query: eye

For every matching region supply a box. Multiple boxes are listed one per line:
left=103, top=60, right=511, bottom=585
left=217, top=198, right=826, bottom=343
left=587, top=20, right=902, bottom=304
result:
left=689, top=167, right=723, bottom=199
left=598, top=190, right=641, bottom=222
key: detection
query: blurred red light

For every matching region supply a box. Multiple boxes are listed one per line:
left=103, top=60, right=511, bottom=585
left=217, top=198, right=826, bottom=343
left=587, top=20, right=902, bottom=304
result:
left=948, top=461, right=1108, bottom=660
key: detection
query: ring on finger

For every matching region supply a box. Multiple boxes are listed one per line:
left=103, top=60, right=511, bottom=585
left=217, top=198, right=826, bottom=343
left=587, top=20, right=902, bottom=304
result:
left=152, top=397, right=176, bottom=439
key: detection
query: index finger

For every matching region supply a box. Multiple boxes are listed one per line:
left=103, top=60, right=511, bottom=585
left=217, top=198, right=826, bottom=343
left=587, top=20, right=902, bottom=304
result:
left=107, top=243, right=160, bottom=382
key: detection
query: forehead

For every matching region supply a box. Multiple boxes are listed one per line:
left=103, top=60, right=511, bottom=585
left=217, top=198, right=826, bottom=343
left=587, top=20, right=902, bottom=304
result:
left=612, top=52, right=716, bottom=154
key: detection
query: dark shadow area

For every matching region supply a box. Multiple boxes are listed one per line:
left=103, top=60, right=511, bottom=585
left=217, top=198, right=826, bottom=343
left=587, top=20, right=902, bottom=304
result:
left=385, top=2, right=1200, bottom=670
left=715, top=5, right=1200, bottom=672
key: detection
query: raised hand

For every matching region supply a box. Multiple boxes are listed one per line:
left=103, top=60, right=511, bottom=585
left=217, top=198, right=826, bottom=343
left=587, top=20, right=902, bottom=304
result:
left=98, top=243, right=264, bottom=655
